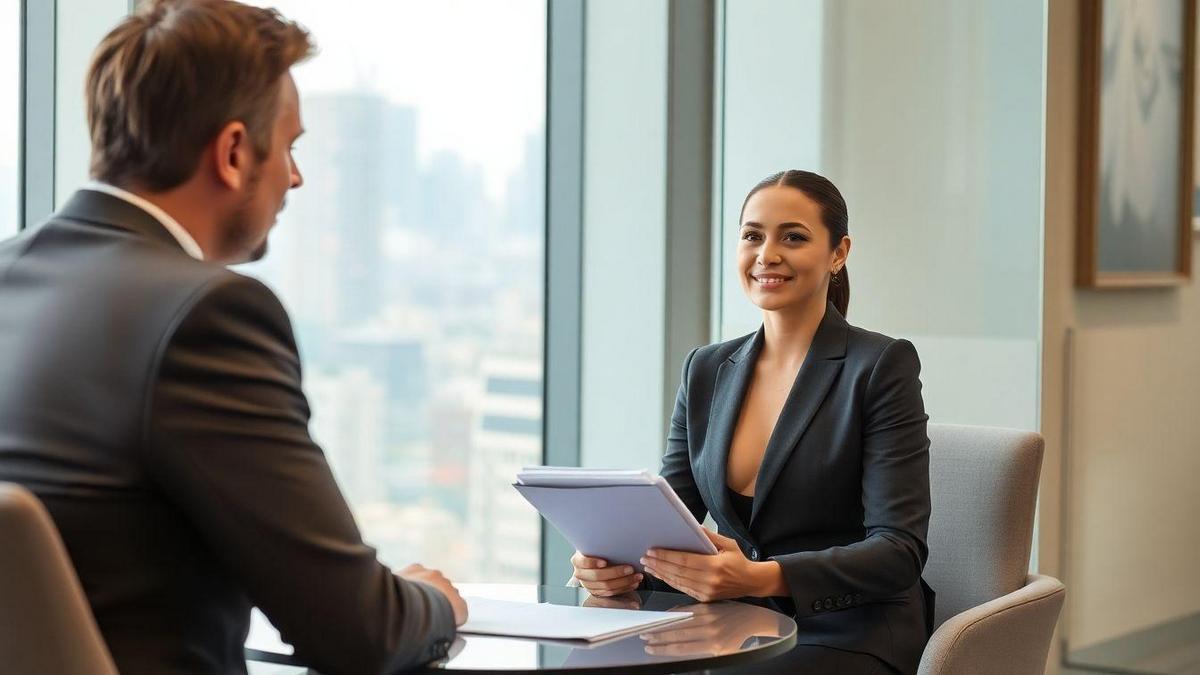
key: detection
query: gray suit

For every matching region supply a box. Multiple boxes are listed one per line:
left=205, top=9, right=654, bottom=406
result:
left=653, top=304, right=935, bottom=675
left=0, top=190, right=455, bottom=675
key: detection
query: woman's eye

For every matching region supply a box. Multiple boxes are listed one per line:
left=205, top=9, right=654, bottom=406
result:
left=741, top=231, right=760, bottom=241
left=784, top=233, right=808, bottom=243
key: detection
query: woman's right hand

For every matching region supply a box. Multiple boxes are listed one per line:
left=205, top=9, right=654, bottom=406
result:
left=571, top=551, right=643, bottom=597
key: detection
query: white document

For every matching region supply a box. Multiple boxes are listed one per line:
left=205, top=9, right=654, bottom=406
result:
left=459, top=597, right=692, bottom=642
left=245, top=608, right=293, bottom=656
left=514, top=466, right=718, bottom=572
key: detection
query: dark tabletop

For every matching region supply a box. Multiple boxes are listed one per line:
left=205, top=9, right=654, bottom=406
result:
left=246, top=583, right=798, bottom=674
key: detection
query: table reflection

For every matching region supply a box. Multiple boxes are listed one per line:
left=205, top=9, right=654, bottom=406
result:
left=432, top=585, right=794, bottom=671
left=246, top=584, right=797, bottom=673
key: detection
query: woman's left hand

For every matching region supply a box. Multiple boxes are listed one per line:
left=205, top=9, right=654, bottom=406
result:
left=640, top=529, right=784, bottom=602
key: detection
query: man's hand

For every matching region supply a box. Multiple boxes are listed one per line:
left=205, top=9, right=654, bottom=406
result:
left=397, top=563, right=468, bottom=626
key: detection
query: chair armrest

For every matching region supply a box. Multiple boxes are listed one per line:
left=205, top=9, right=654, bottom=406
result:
left=918, top=574, right=1065, bottom=675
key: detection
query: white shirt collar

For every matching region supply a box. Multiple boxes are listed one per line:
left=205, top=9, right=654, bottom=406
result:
left=81, top=181, right=205, bottom=261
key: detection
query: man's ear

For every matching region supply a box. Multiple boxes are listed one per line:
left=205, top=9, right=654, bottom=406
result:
left=212, top=120, right=250, bottom=190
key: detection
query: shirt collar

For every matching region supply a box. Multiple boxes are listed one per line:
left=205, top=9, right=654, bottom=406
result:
left=81, top=181, right=205, bottom=261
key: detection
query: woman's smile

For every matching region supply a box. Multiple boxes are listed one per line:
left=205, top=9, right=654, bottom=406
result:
left=751, top=273, right=794, bottom=289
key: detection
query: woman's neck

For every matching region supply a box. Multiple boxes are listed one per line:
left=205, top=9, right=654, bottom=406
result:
left=760, top=296, right=828, bottom=370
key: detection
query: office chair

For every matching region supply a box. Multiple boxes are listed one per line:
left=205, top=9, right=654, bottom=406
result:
left=0, top=482, right=118, bottom=675
left=918, top=424, right=1065, bottom=675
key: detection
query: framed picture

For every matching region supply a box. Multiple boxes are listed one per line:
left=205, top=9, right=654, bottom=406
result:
left=1077, top=0, right=1196, bottom=287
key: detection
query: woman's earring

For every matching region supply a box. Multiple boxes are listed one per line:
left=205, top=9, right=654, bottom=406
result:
left=831, top=269, right=840, bottom=284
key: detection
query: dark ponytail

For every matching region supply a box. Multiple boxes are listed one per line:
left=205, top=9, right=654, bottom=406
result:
left=740, top=169, right=850, bottom=317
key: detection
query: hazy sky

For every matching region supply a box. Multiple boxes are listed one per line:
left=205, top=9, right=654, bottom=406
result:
left=1, top=0, right=18, bottom=176
left=257, top=0, right=546, bottom=199
left=0, top=0, right=546, bottom=201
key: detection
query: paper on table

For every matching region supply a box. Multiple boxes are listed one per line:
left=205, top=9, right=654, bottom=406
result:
left=459, top=597, right=692, bottom=642
left=246, top=607, right=293, bottom=656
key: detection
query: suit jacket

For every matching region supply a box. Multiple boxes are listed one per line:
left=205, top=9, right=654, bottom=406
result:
left=651, top=303, right=935, bottom=675
left=0, top=190, right=455, bottom=675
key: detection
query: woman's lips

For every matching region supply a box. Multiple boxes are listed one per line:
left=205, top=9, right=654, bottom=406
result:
left=752, top=275, right=792, bottom=288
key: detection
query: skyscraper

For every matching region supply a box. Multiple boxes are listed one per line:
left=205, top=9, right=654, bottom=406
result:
left=467, top=358, right=543, bottom=582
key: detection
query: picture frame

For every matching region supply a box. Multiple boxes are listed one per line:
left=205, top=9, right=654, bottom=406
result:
left=1077, top=0, right=1196, bottom=287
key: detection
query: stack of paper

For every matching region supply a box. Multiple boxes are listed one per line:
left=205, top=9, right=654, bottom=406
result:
left=517, top=466, right=657, bottom=487
left=513, top=466, right=717, bottom=572
left=459, top=596, right=692, bottom=642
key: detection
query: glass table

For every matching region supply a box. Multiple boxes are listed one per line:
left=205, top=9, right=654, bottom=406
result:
left=246, top=583, right=797, bottom=674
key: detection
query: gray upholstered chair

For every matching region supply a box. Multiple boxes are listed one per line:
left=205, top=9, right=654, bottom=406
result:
left=0, top=483, right=118, bottom=675
left=917, top=424, right=1065, bottom=675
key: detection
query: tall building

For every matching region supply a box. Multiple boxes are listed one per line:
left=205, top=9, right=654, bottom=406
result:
left=266, top=92, right=418, bottom=330
left=467, top=358, right=543, bottom=583
left=306, top=367, right=387, bottom=505
left=334, top=327, right=427, bottom=449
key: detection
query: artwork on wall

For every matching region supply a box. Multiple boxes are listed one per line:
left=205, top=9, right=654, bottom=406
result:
left=1078, top=0, right=1196, bottom=287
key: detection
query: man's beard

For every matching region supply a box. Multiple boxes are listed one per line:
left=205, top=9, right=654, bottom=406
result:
left=219, top=165, right=269, bottom=264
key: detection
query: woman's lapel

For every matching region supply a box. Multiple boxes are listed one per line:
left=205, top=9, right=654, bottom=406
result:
left=750, top=304, right=848, bottom=524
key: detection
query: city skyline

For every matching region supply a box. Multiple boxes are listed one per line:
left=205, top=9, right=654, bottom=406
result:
left=239, top=85, right=546, bottom=582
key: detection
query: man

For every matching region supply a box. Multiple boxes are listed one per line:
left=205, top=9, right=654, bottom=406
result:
left=0, top=1, right=466, bottom=673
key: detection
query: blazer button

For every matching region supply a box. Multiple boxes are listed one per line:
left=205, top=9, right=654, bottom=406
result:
left=812, top=600, right=823, bottom=612
left=749, top=547, right=759, bottom=560
left=823, top=597, right=834, bottom=610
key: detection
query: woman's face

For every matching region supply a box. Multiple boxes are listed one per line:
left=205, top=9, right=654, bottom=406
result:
left=737, top=185, right=848, bottom=313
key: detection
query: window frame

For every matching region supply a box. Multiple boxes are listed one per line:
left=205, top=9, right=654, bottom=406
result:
left=19, top=0, right=55, bottom=231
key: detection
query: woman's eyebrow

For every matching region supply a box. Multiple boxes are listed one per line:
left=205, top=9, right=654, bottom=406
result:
left=779, top=221, right=811, bottom=231
left=740, top=220, right=812, bottom=230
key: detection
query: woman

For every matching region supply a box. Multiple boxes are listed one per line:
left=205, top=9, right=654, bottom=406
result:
left=571, top=170, right=934, bottom=674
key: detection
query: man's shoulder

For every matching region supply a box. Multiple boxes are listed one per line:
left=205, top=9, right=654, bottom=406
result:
left=2, top=216, right=287, bottom=344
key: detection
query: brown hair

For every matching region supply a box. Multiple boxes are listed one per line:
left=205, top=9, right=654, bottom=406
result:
left=86, top=0, right=314, bottom=191
left=740, top=170, right=850, bottom=317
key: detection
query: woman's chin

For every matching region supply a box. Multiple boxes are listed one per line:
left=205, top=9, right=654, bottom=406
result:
left=748, top=294, right=795, bottom=312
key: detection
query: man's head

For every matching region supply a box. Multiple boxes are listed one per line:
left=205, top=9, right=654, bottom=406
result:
left=86, top=0, right=313, bottom=263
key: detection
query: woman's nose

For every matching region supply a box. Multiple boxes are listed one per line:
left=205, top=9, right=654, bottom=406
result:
left=758, top=243, right=780, bottom=266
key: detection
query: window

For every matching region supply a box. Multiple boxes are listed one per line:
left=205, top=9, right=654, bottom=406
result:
left=239, top=0, right=546, bottom=583
left=1, top=0, right=18, bottom=235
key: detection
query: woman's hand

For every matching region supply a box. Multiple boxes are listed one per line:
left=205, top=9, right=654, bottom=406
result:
left=640, top=529, right=786, bottom=602
left=640, top=601, right=784, bottom=657
left=571, top=551, right=643, bottom=597
left=581, top=592, right=643, bottom=611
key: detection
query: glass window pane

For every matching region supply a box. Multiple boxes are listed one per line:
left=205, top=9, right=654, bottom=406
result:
left=239, top=0, right=546, bottom=583
left=1, top=0, right=18, bottom=235
left=717, top=0, right=1043, bottom=432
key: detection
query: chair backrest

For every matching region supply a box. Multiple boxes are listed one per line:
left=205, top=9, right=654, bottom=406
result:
left=924, top=424, right=1044, bottom=629
left=0, top=483, right=118, bottom=675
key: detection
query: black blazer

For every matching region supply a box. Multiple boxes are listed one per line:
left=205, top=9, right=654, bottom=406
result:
left=653, top=304, right=934, bottom=675
left=0, top=190, right=455, bottom=675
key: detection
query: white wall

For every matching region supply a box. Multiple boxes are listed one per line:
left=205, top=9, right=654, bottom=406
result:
left=1042, top=0, right=1200, bottom=653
